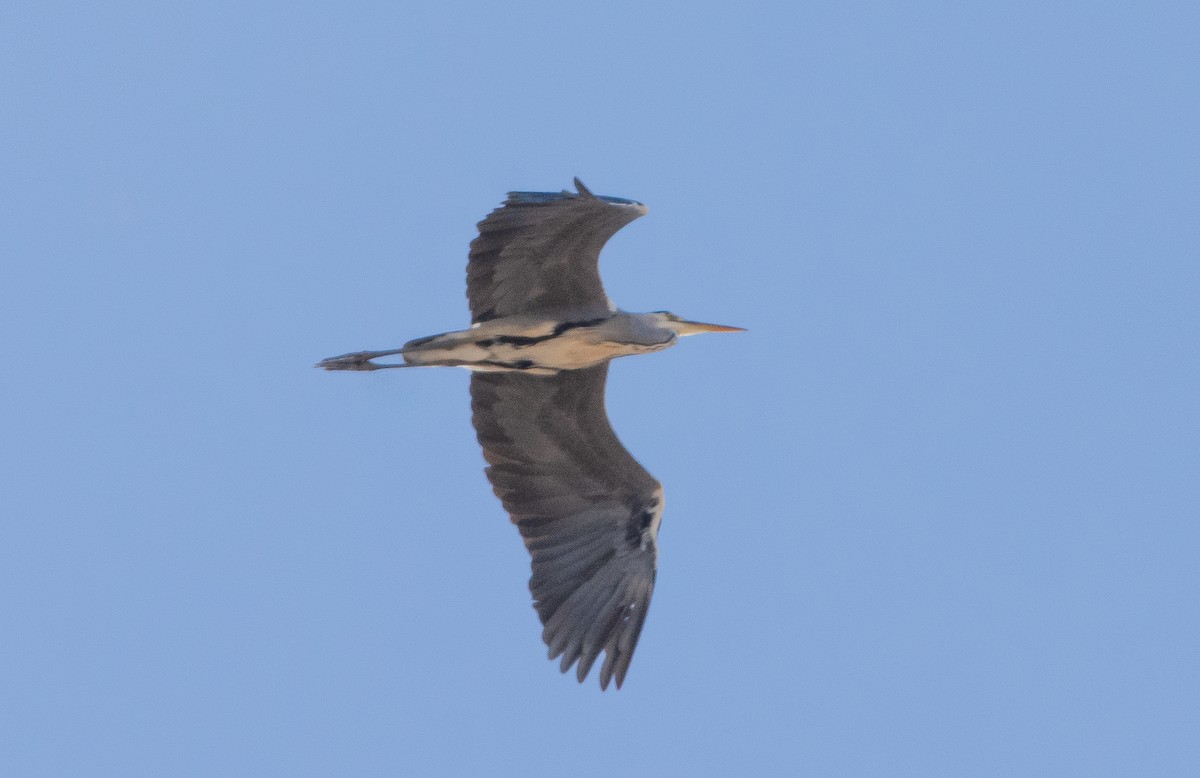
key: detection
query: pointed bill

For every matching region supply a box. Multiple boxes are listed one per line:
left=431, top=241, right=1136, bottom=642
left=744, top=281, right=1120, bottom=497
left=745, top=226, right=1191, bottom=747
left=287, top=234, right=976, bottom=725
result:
left=676, top=320, right=747, bottom=335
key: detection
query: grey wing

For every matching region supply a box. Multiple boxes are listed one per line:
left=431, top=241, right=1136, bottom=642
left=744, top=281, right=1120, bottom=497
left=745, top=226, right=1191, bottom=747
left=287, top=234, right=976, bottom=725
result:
left=470, top=364, right=663, bottom=690
left=466, top=178, right=649, bottom=324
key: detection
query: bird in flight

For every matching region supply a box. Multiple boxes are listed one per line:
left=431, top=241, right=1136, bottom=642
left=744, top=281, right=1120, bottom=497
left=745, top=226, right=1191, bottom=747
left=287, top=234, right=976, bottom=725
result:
left=319, top=178, right=743, bottom=689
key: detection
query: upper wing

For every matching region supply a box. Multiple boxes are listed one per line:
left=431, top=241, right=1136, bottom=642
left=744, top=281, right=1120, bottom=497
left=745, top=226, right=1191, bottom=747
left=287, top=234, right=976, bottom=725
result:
left=466, top=178, right=649, bottom=324
left=470, top=364, right=663, bottom=690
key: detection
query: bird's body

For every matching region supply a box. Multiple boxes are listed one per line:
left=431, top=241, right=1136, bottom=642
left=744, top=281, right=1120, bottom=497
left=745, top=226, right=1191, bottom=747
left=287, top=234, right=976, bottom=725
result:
left=402, top=312, right=680, bottom=374
left=319, top=179, right=742, bottom=689
left=323, top=311, right=684, bottom=375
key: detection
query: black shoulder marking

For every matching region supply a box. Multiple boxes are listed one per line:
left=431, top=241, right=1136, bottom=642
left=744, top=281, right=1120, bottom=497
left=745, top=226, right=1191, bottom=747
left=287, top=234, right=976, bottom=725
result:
left=487, top=318, right=609, bottom=351
left=479, top=359, right=536, bottom=370
left=552, top=317, right=607, bottom=336
left=494, top=335, right=540, bottom=348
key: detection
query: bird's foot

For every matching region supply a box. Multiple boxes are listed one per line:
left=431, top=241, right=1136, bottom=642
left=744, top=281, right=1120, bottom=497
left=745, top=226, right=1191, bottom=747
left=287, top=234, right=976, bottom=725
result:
left=315, top=349, right=405, bottom=371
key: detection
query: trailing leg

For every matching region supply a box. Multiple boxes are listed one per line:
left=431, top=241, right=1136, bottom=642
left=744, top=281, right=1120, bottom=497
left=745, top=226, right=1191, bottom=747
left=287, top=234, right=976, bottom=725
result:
left=316, top=349, right=409, bottom=371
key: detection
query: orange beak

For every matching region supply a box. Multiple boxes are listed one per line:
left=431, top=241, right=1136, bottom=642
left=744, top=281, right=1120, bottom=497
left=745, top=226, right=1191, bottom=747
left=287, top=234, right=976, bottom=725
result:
left=676, top=320, right=747, bottom=335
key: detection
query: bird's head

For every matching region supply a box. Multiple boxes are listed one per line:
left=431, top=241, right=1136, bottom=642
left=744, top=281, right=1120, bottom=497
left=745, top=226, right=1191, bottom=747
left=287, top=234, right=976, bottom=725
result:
left=650, top=311, right=746, bottom=337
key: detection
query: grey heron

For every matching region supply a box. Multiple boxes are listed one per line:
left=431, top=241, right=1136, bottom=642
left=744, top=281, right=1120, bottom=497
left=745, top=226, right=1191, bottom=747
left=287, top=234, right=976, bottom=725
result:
left=319, top=179, right=743, bottom=689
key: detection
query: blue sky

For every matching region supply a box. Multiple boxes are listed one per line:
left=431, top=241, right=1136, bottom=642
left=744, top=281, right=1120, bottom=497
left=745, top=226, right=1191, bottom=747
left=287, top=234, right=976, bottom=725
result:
left=2, top=2, right=1198, bottom=775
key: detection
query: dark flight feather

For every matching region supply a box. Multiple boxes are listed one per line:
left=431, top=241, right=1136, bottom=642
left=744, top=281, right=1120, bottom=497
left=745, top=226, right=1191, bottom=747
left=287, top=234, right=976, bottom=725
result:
left=470, top=364, right=662, bottom=689
left=466, top=180, right=648, bottom=324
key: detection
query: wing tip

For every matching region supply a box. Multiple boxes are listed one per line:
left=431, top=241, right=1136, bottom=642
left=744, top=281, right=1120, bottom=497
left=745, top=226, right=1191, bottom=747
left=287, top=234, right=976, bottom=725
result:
left=549, top=599, right=649, bottom=691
